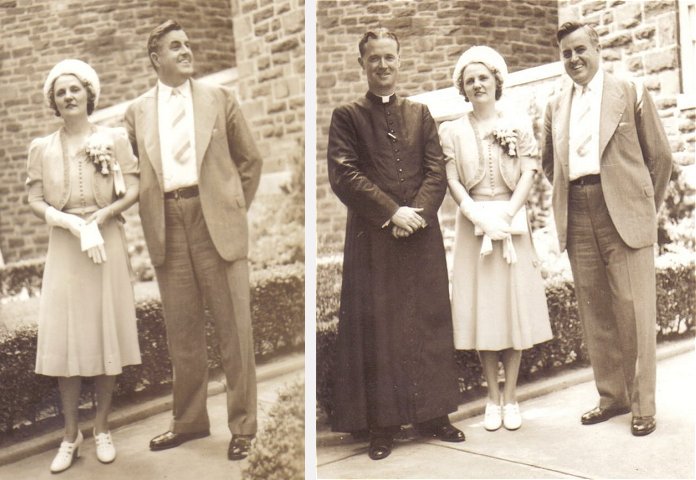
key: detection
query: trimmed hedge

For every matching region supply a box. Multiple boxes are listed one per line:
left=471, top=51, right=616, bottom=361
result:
left=316, top=258, right=695, bottom=421
left=243, top=379, right=304, bottom=480
left=0, top=262, right=304, bottom=436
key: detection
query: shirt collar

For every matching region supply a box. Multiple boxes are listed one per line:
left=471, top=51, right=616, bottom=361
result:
left=574, top=68, right=603, bottom=96
left=158, top=79, right=192, bottom=99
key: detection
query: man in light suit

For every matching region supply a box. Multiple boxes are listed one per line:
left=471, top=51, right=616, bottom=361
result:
left=542, top=21, right=672, bottom=437
left=125, top=20, right=262, bottom=459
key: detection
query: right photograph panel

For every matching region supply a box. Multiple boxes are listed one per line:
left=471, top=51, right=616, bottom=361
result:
left=314, top=0, right=695, bottom=478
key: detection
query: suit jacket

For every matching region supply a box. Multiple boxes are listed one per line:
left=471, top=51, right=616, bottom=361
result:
left=125, top=79, right=262, bottom=267
left=541, top=71, right=672, bottom=251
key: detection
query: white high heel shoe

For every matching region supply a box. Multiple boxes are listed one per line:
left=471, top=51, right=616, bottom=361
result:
left=503, top=402, right=522, bottom=430
left=50, top=430, right=83, bottom=473
left=484, top=401, right=503, bottom=431
left=94, top=429, right=116, bottom=464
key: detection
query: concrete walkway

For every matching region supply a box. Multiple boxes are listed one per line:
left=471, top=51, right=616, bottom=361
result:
left=0, top=353, right=304, bottom=480
left=317, top=341, right=695, bottom=479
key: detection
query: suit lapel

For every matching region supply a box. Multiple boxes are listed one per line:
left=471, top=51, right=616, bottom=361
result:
left=598, top=73, right=625, bottom=161
left=554, top=81, right=573, bottom=176
left=139, top=87, right=164, bottom=191
left=191, top=80, right=217, bottom=172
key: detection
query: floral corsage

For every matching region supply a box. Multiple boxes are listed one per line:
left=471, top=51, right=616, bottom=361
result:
left=492, top=126, right=519, bottom=157
left=85, top=131, right=126, bottom=196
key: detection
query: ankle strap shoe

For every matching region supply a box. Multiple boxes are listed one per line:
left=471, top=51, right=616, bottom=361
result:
left=94, top=429, right=116, bottom=463
left=50, top=430, right=83, bottom=473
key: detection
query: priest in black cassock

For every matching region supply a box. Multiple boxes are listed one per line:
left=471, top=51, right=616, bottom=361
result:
left=327, top=28, right=464, bottom=461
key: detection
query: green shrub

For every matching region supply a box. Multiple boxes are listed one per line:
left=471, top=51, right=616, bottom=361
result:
left=315, top=258, right=695, bottom=421
left=243, top=379, right=304, bottom=480
left=0, top=259, right=44, bottom=298
left=0, top=263, right=304, bottom=437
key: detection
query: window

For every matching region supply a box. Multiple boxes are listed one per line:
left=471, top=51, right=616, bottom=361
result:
left=678, top=0, right=696, bottom=108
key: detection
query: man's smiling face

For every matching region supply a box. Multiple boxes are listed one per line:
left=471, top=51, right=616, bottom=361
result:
left=560, top=27, right=600, bottom=86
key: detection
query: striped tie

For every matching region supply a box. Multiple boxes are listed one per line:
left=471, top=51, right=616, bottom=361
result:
left=575, top=86, right=592, bottom=157
left=170, top=89, right=193, bottom=164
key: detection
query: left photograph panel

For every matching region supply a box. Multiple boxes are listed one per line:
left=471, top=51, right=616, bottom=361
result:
left=0, top=1, right=304, bottom=479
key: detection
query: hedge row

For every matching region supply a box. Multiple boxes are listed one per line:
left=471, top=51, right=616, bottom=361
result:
left=316, top=258, right=695, bottom=420
left=243, top=379, right=304, bottom=480
left=0, top=262, right=304, bottom=435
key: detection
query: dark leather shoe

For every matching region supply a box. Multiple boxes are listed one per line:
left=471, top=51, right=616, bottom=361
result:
left=149, top=430, right=210, bottom=451
left=580, top=406, right=631, bottom=425
left=228, top=434, right=254, bottom=460
left=368, top=435, right=393, bottom=461
left=431, top=423, right=466, bottom=442
left=631, top=416, right=656, bottom=436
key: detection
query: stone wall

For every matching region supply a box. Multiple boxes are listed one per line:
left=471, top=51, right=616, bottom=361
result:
left=232, top=0, right=305, bottom=175
left=557, top=0, right=694, bottom=168
left=315, top=0, right=560, bottom=254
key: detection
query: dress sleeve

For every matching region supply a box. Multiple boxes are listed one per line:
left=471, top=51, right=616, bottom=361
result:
left=111, top=127, right=139, bottom=176
left=25, top=138, right=46, bottom=204
left=516, top=123, right=538, bottom=172
left=438, top=122, right=460, bottom=182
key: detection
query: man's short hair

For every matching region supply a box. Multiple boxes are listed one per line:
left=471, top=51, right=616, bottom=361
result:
left=358, top=28, right=400, bottom=57
left=147, top=19, right=184, bottom=70
left=556, top=21, right=600, bottom=47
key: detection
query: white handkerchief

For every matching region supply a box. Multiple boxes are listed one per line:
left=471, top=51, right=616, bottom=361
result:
left=80, top=221, right=104, bottom=251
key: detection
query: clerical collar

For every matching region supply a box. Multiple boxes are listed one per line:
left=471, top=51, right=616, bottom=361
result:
left=366, top=91, right=396, bottom=104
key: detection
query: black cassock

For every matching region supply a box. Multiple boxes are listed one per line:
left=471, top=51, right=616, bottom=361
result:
left=327, top=92, right=461, bottom=433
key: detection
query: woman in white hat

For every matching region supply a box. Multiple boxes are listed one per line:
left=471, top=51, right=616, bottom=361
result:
left=438, top=46, right=552, bottom=432
left=26, top=59, right=141, bottom=473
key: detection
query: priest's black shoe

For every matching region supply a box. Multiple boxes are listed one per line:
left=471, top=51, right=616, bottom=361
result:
left=580, top=406, right=631, bottom=425
left=631, top=416, right=656, bottom=436
left=368, top=435, right=393, bottom=461
left=431, top=423, right=466, bottom=442
left=228, top=434, right=254, bottom=460
left=149, top=430, right=210, bottom=451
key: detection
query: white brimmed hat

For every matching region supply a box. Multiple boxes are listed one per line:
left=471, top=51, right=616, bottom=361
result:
left=43, top=59, right=100, bottom=109
left=452, top=46, right=508, bottom=91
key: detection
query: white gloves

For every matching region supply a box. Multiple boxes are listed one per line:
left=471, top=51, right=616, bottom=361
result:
left=459, top=199, right=510, bottom=240
left=45, top=206, right=107, bottom=264
left=45, top=206, right=85, bottom=238
left=459, top=199, right=517, bottom=264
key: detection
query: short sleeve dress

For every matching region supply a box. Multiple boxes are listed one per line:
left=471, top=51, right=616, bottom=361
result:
left=439, top=111, right=553, bottom=351
left=28, top=126, right=142, bottom=377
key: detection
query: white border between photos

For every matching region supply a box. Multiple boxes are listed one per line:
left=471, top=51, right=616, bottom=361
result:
left=305, top=1, right=318, bottom=479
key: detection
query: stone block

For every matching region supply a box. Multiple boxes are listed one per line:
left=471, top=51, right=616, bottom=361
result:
left=645, top=48, right=677, bottom=73
left=658, top=70, right=680, bottom=96
left=602, top=33, right=632, bottom=48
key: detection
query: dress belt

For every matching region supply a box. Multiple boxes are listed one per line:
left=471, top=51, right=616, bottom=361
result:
left=164, top=185, right=199, bottom=200
left=569, top=174, right=601, bottom=186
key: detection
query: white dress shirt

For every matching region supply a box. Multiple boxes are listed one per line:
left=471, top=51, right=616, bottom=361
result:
left=568, top=69, right=603, bottom=181
left=157, top=79, right=198, bottom=191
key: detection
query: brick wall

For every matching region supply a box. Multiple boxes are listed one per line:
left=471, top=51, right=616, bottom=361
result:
left=232, top=0, right=305, bottom=175
left=557, top=0, right=694, bottom=167
left=0, top=0, right=232, bottom=262
left=315, top=0, right=560, bottom=254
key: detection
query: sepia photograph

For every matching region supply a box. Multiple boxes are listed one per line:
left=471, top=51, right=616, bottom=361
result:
left=0, top=1, right=304, bottom=479
left=314, top=0, right=694, bottom=479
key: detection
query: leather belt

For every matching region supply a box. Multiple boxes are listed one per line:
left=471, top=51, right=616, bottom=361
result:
left=570, top=174, right=601, bottom=186
left=164, top=185, right=199, bottom=200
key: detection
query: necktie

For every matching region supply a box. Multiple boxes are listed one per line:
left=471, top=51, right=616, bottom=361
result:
left=575, top=86, right=592, bottom=157
left=170, top=89, right=193, bottom=164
